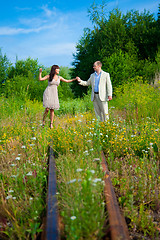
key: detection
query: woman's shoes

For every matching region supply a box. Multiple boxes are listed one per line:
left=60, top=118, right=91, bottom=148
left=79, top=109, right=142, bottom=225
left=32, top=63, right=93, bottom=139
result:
left=50, top=123, right=53, bottom=129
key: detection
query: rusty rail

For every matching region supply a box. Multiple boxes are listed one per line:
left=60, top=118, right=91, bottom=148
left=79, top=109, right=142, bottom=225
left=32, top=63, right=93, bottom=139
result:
left=45, top=146, right=59, bottom=240
left=101, top=151, right=130, bottom=240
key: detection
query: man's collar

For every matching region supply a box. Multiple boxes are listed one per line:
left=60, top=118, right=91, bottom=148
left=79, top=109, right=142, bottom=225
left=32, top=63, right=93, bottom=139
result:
left=95, top=70, right=102, bottom=75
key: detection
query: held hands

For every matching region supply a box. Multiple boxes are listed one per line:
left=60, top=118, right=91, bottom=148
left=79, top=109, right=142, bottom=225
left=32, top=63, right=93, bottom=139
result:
left=108, top=96, right=112, bottom=101
left=76, top=76, right=81, bottom=82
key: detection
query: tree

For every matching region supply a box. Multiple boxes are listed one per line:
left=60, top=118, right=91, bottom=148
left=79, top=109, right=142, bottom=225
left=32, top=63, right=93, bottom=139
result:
left=0, top=49, right=11, bottom=84
left=71, top=1, right=160, bottom=96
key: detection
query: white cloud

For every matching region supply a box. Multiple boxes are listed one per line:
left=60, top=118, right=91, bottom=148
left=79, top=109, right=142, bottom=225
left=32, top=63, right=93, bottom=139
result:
left=41, top=5, right=55, bottom=18
left=0, top=24, right=57, bottom=35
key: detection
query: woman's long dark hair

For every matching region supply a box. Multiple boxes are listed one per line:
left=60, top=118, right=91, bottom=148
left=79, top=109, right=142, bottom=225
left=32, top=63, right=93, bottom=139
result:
left=49, top=65, right=60, bottom=81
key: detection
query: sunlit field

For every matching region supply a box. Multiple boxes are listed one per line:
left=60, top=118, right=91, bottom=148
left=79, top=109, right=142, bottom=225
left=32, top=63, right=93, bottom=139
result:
left=0, top=80, right=160, bottom=239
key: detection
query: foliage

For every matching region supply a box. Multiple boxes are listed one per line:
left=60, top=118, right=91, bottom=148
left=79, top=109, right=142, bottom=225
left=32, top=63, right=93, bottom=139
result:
left=71, top=2, right=160, bottom=96
left=1, top=57, right=75, bottom=101
left=0, top=79, right=160, bottom=239
left=0, top=49, right=11, bottom=88
left=0, top=97, right=49, bottom=240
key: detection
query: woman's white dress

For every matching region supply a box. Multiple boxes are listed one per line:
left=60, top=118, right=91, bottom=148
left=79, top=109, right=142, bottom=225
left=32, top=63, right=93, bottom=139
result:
left=43, top=77, right=60, bottom=109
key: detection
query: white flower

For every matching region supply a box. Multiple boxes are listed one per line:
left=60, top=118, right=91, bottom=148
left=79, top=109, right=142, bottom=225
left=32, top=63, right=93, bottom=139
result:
left=89, top=170, right=95, bottom=174
left=93, top=178, right=102, bottom=183
left=149, top=143, right=153, bottom=146
left=6, top=195, right=12, bottom=200
left=29, top=197, right=33, bottom=201
left=87, top=140, right=92, bottom=142
left=31, top=137, right=36, bottom=140
left=93, top=158, right=100, bottom=162
left=76, top=168, right=83, bottom=172
left=131, top=135, right=136, bottom=137
left=78, top=120, right=82, bottom=122
left=155, top=129, right=159, bottom=131
left=78, top=179, right=82, bottom=182
left=15, top=157, right=20, bottom=161
left=12, top=197, right=16, bottom=200
left=10, top=164, right=16, bottom=166
left=67, top=179, right=76, bottom=184
left=105, top=135, right=108, bottom=138
left=70, top=216, right=76, bottom=220
left=21, top=145, right=26, bottom=149
left=26, top=171, right=32, bottom=176
left=9, top=190, right=14, bottom=193
left=30, top=144, right=35, bottom=146
left=89, top=148, right=94, bottom=151
left=11, top=175, right=18, bottom=178
left=18, top=154, right=21, bottom=156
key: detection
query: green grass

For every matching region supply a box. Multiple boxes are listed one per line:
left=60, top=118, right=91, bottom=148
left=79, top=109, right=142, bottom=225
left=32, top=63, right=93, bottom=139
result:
left=0, top=79, right=160, bottom=239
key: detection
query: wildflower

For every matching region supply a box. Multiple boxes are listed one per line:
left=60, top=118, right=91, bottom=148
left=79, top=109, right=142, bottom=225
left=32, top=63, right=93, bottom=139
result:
left=8, top=190, right=14, bottom=193
left=93, top=158, right=100, bottom=161
left=18, top=154, right=21, bottom=156
left=15, top=157, right=20, bottom=161
left=76, top=168, right=83, bottom=172
left=11, top=175, right=18, bottom=178
left=30, top=144, right=35, bottom=146
left=67, top=179, right=76, bottom=184
left=31, top=137, right=36, bottom=140
left=155, top=129, right=159, bottom=131
left=29, top=197, right=33, bottom=200
left=78, top=120, right=82, bottom=122
left=89, top=148, right=94, bottom=151
left=149, top=143, right=153, bottom=146
left=78, top=179, right=82, bottom=182
left=87, top=140, right=92, bottom=142
left=10, top=164, right=16, bottom=167
left=93, top=178, right=102, bottom=183
left=70, top=216, right=76, bottom=220
left=21, top=145, right=26, bottom=149
left=12, top=197, right=16, bottom=200
left=131, top=135, right=136, bottom=137
left=6, top=195, right=12, bottom=200
left=89, top=170, right=95, bottom=174
left=26, top=171, right=32, bottom=176
left=106, top=135, right=108, bottom=138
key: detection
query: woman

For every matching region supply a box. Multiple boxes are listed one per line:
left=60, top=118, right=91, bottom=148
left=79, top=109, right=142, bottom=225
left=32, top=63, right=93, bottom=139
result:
left=39, top=65, right=76, bottom=128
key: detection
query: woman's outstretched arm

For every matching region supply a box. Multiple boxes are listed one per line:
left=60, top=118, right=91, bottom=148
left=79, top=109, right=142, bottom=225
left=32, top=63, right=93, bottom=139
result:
left=39, top=68, right=49, bottom=81
left=59, top=76, right=77, bottom=83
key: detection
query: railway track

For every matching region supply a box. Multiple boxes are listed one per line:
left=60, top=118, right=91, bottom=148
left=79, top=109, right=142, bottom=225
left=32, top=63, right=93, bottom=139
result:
left=43, top=147, right=130, bottom=240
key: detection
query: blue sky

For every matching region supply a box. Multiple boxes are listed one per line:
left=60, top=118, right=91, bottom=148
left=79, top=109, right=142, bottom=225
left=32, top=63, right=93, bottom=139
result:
left=0, top=0, right=159, bottom=68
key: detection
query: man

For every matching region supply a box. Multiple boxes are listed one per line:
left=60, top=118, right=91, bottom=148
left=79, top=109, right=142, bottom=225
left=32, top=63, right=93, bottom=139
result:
left=76, top=61, right=112, bottom=121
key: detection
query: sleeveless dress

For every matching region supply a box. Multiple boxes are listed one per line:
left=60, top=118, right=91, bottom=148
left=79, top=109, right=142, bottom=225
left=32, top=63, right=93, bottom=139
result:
left=43, top=77, right=60, bottom=109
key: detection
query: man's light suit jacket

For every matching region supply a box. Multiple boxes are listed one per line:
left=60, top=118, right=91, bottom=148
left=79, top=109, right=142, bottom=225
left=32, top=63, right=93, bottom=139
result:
left=79, top=70, right=112, bottom=102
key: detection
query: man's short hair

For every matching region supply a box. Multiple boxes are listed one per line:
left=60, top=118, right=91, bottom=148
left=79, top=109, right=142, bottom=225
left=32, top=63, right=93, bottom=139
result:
left=95, top=61, right=102, bottom=67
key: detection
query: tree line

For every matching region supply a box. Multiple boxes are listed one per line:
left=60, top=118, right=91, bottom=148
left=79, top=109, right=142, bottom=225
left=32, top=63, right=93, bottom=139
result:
left=0, top=2, right=160, bottom=100
left=71, top=2, right=160, bottom=97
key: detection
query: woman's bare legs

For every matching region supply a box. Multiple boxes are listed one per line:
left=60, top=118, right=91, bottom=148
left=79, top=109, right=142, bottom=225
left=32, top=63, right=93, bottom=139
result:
left=50, top=109, right=54, bottom=128
left=42, top=108, right=49, bottom=126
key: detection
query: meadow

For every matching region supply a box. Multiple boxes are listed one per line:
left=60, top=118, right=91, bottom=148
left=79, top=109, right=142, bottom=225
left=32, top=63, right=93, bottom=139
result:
left=0, top=80, right=160, bottom=239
